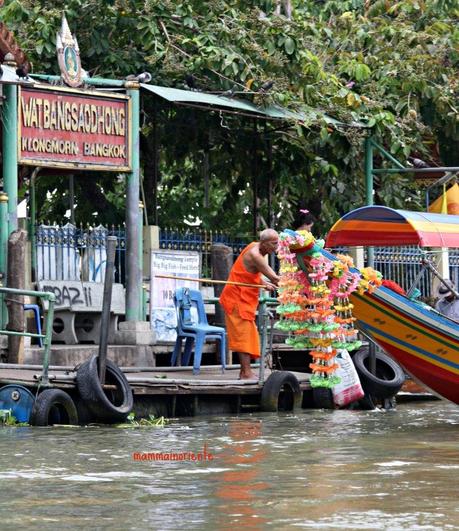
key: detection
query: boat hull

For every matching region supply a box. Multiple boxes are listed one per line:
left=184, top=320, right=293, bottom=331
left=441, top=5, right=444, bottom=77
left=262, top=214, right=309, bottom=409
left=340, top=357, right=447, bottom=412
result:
left=351, top=288, right=459, bottom=405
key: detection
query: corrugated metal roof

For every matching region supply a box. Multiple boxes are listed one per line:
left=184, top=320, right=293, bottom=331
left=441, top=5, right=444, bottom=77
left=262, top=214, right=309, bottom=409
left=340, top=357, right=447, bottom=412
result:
left=141, top=83, right=362, bottom=127
left=141, top=83, right=265, bottom=115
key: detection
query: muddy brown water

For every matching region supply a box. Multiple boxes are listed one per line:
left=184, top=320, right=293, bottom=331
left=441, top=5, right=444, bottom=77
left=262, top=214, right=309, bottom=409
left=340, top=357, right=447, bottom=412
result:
left=0, top=401, right=458, bottom=529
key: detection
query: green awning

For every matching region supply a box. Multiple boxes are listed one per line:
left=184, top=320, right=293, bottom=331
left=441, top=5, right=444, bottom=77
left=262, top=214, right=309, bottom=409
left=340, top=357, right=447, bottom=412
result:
left=141, top=83, right=364, bottom=128
left=141, top=83, right=266, bottom=116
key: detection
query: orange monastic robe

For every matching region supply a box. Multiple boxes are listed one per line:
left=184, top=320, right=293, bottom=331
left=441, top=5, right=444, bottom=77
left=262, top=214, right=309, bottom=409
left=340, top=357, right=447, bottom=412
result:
left=219, top=243, right=261, bottom=358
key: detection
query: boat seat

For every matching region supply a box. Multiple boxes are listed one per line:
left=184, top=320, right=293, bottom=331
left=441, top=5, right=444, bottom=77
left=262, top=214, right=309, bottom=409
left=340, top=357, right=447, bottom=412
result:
left=171, top=287, right=226, bottom=375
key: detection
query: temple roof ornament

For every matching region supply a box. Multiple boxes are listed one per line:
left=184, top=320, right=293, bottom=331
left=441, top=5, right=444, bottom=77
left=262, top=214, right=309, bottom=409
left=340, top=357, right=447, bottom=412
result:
left=56, top=14, right=83, bottom=88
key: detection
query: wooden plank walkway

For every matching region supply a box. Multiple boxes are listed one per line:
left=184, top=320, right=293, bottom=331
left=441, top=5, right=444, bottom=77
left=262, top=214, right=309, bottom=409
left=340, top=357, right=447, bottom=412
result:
left=0, top=364, right=311, bottom=395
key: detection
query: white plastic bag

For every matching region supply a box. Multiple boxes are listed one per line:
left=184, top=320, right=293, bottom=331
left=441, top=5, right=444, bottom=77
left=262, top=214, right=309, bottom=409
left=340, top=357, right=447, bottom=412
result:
left=332, top=349, right=365, bottom=407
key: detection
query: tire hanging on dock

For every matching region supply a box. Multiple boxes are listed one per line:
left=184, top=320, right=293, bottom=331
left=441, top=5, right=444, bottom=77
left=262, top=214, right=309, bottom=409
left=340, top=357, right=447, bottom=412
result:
left=30, top=389, right=78, bottom=426
left=76, top=355, right=133, bottom=423
left=353, top=348, right=405, bottom=400
left=260, top=371, right=302, bottom=412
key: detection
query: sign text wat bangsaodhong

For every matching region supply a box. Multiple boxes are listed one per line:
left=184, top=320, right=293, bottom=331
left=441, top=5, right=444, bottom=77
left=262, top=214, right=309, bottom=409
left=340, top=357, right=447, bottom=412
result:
left=18, top=85, right=131, bottom=172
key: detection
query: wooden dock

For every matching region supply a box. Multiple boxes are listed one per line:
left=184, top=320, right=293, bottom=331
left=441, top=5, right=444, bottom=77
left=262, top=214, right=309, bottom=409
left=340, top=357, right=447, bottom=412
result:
left=0, top=364, right=313, bottom=417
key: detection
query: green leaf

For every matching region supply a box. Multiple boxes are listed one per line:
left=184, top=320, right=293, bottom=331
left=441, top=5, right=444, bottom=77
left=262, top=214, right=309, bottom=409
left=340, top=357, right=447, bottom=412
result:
left=284, top=37, right=296, bottom=55
left=354, top=63, right=371, bottom=81
left=366, top=117, right=376, bottom=127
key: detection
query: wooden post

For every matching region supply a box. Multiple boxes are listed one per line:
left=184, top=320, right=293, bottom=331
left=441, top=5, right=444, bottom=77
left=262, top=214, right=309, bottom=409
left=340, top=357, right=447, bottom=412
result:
left=211, top=243, right=233, bottom=364
left=6, top=229, right=27, bottom=364
left=211, top=243, right=233, bottom=325
left=98, top=236, right=117, bottom=385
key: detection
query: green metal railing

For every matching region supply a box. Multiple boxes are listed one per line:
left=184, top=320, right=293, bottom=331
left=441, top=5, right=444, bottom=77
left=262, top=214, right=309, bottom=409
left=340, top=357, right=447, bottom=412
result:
left=0, top=287, right=55, bottom=386
left=258, top=295, right=277, bottom=384
left=205, top=294, right=277, bottom=384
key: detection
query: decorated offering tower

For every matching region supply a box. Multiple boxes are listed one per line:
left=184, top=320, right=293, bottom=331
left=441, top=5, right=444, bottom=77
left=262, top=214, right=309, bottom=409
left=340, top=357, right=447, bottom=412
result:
left=276, top=229, right=382, bottom=389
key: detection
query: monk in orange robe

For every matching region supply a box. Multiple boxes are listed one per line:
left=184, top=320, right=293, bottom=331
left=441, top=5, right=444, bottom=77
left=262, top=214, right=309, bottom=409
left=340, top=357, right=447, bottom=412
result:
left=220, top=229, right=280, bottom=379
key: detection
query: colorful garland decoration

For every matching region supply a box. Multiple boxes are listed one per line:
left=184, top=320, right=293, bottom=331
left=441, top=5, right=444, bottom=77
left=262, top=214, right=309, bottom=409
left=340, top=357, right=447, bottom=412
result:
left=276, top=229, right=382, bottom=389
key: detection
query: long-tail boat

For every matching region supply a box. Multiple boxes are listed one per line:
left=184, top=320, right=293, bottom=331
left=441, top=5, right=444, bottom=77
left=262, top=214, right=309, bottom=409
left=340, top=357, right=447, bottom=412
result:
left=302, top=206, right=459, bottom=405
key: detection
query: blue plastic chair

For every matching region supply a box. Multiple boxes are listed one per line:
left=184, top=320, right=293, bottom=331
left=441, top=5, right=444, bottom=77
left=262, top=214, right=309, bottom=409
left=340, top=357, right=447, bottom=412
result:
left=24, top=304, right=43, bottom=347
left=171, top=287, right=226, bottom=375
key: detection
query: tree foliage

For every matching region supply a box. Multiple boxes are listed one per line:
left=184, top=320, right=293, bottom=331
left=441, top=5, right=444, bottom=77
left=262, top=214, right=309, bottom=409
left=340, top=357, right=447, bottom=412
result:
left=2, top=0, right=458, bottom=234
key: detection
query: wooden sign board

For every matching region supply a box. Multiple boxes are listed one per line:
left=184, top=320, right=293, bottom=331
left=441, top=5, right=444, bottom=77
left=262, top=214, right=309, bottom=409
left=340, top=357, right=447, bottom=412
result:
left=18, top=85, right=131, bottom=171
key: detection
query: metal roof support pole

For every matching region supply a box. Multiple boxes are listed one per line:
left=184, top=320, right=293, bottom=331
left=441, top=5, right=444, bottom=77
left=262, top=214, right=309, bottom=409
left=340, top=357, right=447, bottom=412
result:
left=364, top=136, right=374, bottom=268
left=1, top=78, right=18, bottom=332
left=31, top=74, right=126, bottom=88
left=125, top=82, right=142, bottom=321
left=364, top=136, right=377, bottom=375
left=0, top=192, right=8, bottom=329
left=365, top=137, right=459, bottom=210
left=252, top=120, right=258, bottom=238
left=138, top=201, right=145, bottom=320
left=28, top=168, right=39, bottom=283
left=265, top=122, right=273, bottom=226
left=2, top=82, right=18, bottom=240
left=265, top=123, right=275, bottom=269
left=370, top=139, right=405, bottom=170
left=152, top=99, right=159, bottom=225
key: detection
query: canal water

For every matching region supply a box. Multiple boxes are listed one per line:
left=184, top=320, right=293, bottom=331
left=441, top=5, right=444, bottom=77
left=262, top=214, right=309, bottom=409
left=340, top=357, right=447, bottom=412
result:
left=0, top=401, right=458, bottom=530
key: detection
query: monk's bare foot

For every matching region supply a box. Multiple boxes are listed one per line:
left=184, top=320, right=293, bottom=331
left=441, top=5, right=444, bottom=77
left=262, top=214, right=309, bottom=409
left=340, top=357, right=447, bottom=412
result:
left=239, top=370, right=257, bottom=380
left=238, top=353, right=257, bottom=380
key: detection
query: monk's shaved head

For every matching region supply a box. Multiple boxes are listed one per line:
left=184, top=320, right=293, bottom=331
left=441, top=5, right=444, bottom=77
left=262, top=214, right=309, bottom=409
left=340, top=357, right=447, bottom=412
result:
left=260, top=228, right=278, bottom=242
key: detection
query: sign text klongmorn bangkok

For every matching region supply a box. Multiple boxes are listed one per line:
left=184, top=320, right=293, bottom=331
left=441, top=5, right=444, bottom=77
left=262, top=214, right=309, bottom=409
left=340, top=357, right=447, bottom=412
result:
left=18, top=86, right=131, bottom=171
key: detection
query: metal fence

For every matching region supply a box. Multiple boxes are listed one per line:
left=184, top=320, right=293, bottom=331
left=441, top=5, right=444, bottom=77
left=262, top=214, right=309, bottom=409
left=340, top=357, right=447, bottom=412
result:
left=158, top=228, right=251, bottom=276
left=373, top=246, right=433, bottom=297
left=334, top=246, right=459, bottom=298
left=33, top=224, right=459, bottom=295
left=448, top=249, right=459, bottom=286
left=35, top=223, right=126, bottom=283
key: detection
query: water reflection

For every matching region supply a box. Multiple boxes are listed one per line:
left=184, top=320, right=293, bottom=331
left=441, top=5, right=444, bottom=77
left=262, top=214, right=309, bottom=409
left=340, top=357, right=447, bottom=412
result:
left=214, top=420, right=268, bottom=529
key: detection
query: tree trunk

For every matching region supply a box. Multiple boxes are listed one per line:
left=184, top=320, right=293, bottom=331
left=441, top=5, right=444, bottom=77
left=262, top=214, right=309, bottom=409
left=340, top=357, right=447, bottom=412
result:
left=6, top=229, right=27, bottom=364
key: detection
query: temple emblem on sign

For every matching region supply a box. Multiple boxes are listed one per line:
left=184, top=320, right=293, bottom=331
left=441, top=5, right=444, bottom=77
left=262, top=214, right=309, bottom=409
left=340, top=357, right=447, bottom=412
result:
left=56, top=15, right=83, bottom=88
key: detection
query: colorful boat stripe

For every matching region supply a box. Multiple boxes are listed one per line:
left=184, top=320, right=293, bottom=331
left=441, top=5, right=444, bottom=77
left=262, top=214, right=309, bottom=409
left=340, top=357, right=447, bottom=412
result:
left=359, top=321, right=459, bottom=373
left=353, top=291, right=459, bottom=351
left=377, top=339, right=459, bottom=404
left=326, top=206, right=459, bottom=247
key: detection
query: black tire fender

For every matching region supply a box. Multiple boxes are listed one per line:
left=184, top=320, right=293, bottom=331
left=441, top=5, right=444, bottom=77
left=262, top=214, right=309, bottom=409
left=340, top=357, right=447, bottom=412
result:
left=30, top=389, right=78, bottom=426
left=76, top=355, right=133, bottom=423
left=353, top=348, right=405, bottom=399
left=260, top=371, right=302, bottom=412
left=312, top=387, right=335, bottom=409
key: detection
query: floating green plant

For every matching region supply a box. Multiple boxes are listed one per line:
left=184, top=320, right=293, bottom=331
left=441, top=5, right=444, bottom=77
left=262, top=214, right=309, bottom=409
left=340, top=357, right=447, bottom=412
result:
left=117, top=413, right=168, bottom=428
left=0, top=410, right=28, bottom=427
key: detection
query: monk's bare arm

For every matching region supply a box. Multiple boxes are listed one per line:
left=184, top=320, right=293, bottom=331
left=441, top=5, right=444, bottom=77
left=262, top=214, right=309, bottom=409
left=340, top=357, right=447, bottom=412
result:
left=244, top=248, right=280, bottom=285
